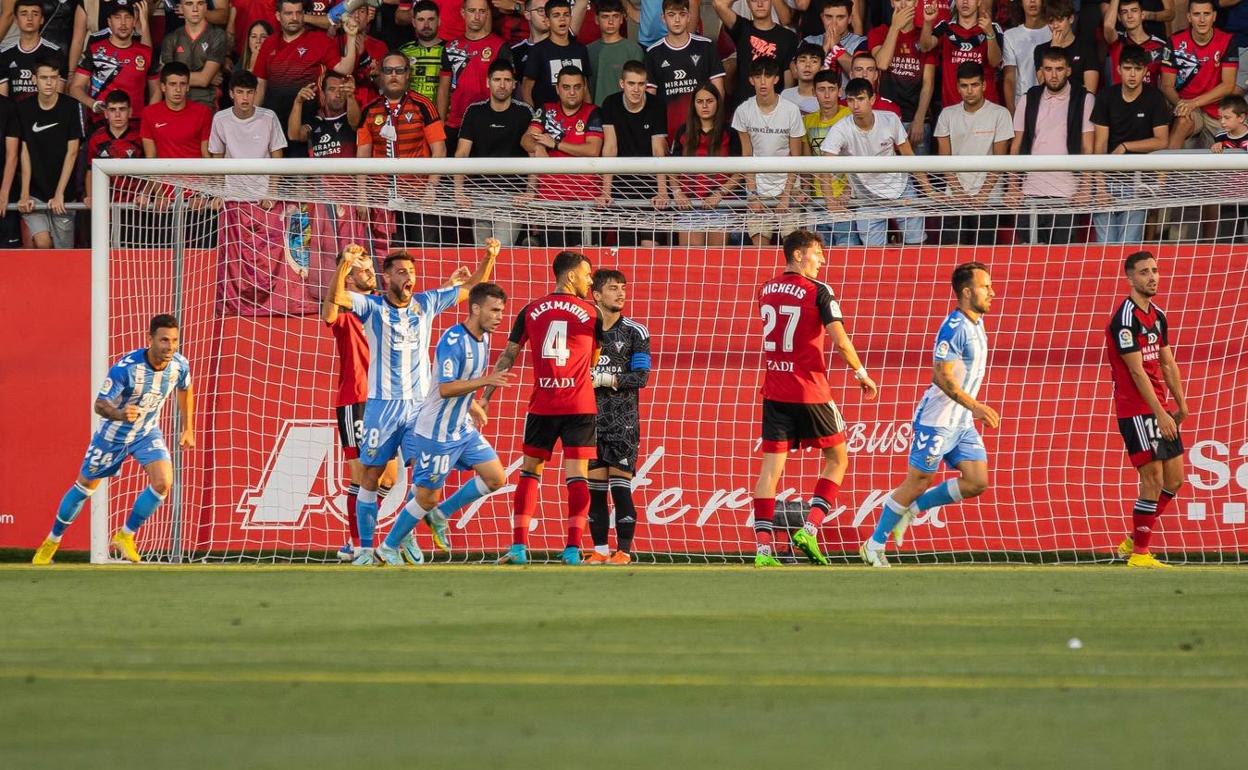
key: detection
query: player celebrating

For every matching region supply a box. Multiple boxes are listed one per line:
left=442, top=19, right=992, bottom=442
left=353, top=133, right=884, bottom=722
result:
left=585, top=269, right=651, bottom=565
left=375, top=283, right=514, bottom=565
left=753, top=230, right=878, bottom=568
left=1108, top=251, right=1189, bottom=569
left=33, top=315, right=194, bottom=565
left=861, top=262, right=998, bottom=567
left=320, top=245, right=399, bottom=561
left=480, top=251, right=602, bottom=566
left=326, top=240, right=498, bottom=565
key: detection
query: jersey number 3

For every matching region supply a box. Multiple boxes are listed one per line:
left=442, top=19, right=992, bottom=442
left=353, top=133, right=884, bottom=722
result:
left=761, top=305, right=800, bottom=353
left=542, top=320, right=570, bottom=367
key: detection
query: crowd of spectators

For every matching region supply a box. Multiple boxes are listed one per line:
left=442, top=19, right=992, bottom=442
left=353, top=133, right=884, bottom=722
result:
left=1, top=0, right=1246, bottom=249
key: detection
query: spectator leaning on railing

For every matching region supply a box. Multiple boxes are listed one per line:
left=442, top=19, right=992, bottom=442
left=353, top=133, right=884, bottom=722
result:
left=18, top=58, right=80, bottom=248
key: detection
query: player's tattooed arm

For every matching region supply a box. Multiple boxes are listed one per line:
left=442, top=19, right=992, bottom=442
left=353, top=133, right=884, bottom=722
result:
left=932, top=361, right=1000, bottom=429
left=94, top=398, right=139, bottom=423
left=479, top=341, right=522, bottom=407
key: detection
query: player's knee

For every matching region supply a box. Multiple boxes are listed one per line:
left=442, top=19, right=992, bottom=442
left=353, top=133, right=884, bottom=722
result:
left=963, top=477, right=989, bottom=498
left=149, top=477, right=172, bottom=497
left=481, top=472, right=506, bottom=492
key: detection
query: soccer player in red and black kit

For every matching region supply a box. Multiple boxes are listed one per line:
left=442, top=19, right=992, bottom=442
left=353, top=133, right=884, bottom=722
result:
left=480, top=251, right=602, bottom=565
left=320, top=245, right=398, bottom=561
left=752, top=230, right=878, bottom=567
left=1107, top=251, right=1190, bottom=569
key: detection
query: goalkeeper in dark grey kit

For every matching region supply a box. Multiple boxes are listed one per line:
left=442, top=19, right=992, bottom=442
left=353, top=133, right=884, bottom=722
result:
left=584, top=269, right=652, bottom=565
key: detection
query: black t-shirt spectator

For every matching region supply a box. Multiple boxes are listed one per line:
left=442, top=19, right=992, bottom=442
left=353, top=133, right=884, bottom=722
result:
left=1090, top=83, right=1170, bottom=151
left=523, top=37, right=591, bottom=107
left=600, top=90, right=667, bottom=198
left=18, top=93, right=82, bottom=200
left=0, top=39, right=67, bottom=103
left=36, top=0, right=83, bottom=52
left=459, top=98, right=532, bottom=157
left=726, top=17, right=798, bottom=102
left=1034, top=39, right=1101, bottom=90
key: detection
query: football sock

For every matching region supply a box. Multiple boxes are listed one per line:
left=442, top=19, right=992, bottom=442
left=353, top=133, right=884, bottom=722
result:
left=357, top=488, right=378, bottom=548
left=610, top=477, right=638, bottom=554
left=566, top=476, right=589, bottom=549
left=1132, top=498, right=1159, bottom=554
left=1157, top=487, right=1178, bottom=517
left=512, top=471, right=540, bottom=546
left=914, top=478, right=963, bottom=512
left=869, top=495, right=907, bottom=548
left=384, top=499, right=428, bottom=549
left=752, top=497, right=776, bottom=554
left=441, top=476, right=491, bottom=518
left=346, top=484, right=360, bottom=547
left=377, top=484, right=392, bottom=501
left=805, top=477, right=840, bottom=532
left=123, top=486, right=166, bottom=534
left=588, top=479, right=610, bottom=547
left=50, top=482, right=94, bottom=539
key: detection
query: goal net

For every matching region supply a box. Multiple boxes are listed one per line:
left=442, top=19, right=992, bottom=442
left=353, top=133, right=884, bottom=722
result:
left=90, top=155, right=1248, bottom=564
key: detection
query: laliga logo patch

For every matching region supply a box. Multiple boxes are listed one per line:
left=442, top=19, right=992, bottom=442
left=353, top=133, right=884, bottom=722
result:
left=935, top=340, right=950, bottom=358
left=1118, top=328, right=1134, bottom=348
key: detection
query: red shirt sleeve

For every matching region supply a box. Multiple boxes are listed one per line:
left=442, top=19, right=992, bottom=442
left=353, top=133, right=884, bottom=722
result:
left=139, top=109, right=155, bottom=140
left=253, top=38, right=273, bottom=79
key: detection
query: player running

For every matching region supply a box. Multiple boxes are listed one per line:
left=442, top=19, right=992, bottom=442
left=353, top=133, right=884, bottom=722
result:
left=375, top=283, right=514, bottom=565
left=1108, top=251, right=1189, bottom=569
left=584, top=269, right=651, bottom=565
left=326, top=240, right=498, bottom=566
left=34, top=315, right=194, bottom=565
left=861, top=262, right=998, bottom=567
left=752, top=230, right=879, bottom=568
left=480, top=251, right=602, bottom=566
left=321, top=245, right=399, bottom=561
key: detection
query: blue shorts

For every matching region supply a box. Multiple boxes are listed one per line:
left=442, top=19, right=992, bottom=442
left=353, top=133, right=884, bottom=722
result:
left=408, top=431, right=498, bottom=490
left=907, top=423, right=987, bottom=473
left=79, top=429, right=171, bottom=480
left=359, top=398, right=417, bottom=468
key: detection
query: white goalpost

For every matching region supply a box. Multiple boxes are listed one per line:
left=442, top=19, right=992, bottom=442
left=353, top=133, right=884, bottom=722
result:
left=89, top=154, right=1248, bottom=564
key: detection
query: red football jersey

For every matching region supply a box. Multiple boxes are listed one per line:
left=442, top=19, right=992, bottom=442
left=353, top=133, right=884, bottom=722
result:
left=1106, top=297, right=1171, bottom=419
left=758, top=272, right=843, bottom=404
left=330, top=309, right=369, bottom=407
left=1163, top=29, right=1237, bottom=119
left=932, top=20, right=1003, bottom=108
left=1108, top=32, right=1168, bottom=86
left=509, top=292, right=602, bottom=415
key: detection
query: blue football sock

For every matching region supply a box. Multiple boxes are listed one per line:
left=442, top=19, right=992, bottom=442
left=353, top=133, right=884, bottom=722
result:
left=870, top=496, right=906, bottom=546
left=123, top=486, right=166, bottom=533
left=383, top=500, right=427, bottom=549
left=357, top=488, right=379, bottom=548
left=51, top=482, right=93, bottom=538
left=440, top=477, right=490, bottom=518
left=914, top=479, right=963, bottom=512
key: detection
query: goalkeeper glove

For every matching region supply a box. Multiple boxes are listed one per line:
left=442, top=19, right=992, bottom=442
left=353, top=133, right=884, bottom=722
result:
left=592, top=371, right=618, bottom=389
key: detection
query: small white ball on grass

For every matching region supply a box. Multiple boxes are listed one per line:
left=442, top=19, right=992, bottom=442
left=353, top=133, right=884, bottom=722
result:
left=1067, top=638, right=1083, bottom=650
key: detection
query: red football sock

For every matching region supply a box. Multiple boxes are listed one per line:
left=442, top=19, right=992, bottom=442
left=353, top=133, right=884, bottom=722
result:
left=346, top=492, right=360, bottom=547
left=513, top=472, right=540, bottom=546
left=806, top=477, right=841, bottom=528
left=566, top=476, right=589, bottom=548
left=1157, top=488, right=1177, bottom=516
left=753, top=497, right=776, bottom=548
left=1132, top=498, right=1158, bottom=554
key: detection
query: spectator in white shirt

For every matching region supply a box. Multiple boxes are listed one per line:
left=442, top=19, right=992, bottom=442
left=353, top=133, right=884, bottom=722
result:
left=731, top=56, right=806, bottom=245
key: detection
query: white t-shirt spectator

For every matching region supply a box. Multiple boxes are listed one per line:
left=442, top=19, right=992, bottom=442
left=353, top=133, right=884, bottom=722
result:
left=820, top=109, right=909, bottom=200
left=1003, top=24, right=1052, bottom=108
left=209, top=106, right=288, bottom=198
left=780, top=87, right=818, bottom=115
left=731, top=95, right=806, bottom=198
left=934, top=100, right=1014, bottom=197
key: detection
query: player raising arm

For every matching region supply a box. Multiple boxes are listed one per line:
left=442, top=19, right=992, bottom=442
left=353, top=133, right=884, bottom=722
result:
left=1108, top=251, right=1189, bottom=569
left=752, top=230, right=878, bottom=568
left=861, top=262, right=998, bottom=567
left=34, top=315, right=194, bottom=565
left=584, top=269, right=651, bottom=565
left=480, top=251, right=602, bottom=565
left=375, top=283, right=515, bottom=565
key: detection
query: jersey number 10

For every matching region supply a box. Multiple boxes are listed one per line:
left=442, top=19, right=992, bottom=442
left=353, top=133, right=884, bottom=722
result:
left=761, top=305, right=800, bottom=353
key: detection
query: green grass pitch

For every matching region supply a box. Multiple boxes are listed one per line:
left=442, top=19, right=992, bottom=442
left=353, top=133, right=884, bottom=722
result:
left=2, top=565, right=1247, bottom=769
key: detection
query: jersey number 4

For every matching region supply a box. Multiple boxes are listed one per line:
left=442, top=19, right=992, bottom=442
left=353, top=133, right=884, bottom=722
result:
left=761, top=305, right=800, bottom=353
left=542, top=320, right=570, bottom=367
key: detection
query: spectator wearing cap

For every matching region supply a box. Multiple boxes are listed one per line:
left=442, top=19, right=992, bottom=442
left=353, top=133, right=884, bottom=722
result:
left=69, top=0, right=158, bottom=124
left=159, top=0, right=227, bottom=109
left=0, top=0, right=68, bottom=103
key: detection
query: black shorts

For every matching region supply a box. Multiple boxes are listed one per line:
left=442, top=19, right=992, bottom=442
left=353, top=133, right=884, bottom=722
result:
left=522, top=413, right=597, bottom=461
left=589, top=436, right=639, bottom=474
left=760, top=399, right=846, bottom=453
left=1118, top=414, right=1185, bottom=468
left=336, top=402, right=366, bottom=460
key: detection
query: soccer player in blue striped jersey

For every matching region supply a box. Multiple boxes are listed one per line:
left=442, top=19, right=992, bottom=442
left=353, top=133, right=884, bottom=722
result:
left=33, top=315, right=195, bottom=565
left=861, top=262, right=1000, bottom=567
left=326, top=239, right=499, bottom=565
left=376, top=283, right=514, bottom=565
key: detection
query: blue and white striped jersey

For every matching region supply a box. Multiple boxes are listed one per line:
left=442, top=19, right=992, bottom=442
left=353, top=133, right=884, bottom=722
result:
left=414, top=323, right=490, bottom=442
left=350, top=287, right=459, bottom=401
left=95, top=349, right=191, bottom=444
left=914, top=310, right=989, bottom=429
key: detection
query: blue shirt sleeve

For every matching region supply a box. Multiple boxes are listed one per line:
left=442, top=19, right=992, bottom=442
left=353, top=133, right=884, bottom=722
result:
left=418, top=286, right=460, bottom=317
left=436, top=333, right=466, bottom=383
left=349, top=292, right=374, bottom=320
left=175, top=355, right=191, bottom=390
left=96, top=362, right=129, bottom=404
left=932, top=317, right=967, bottom=363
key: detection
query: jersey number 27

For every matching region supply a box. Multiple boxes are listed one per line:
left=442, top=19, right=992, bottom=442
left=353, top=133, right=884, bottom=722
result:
left=761, top=305, right=800, bottom=352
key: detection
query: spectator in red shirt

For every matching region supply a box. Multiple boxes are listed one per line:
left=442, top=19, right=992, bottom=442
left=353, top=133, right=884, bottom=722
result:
left=845, top=50, right=906, bottom=119
left=140, top=61, right=212, bottom=158
left=437, top=0, right=506, bottom=151
left=868, top=0, right=936, bottom=150
left=340, top=4, right=388, bottom=108
left=69, top=0, right=158, bottom=124
left=919, top=0, right=1003, bottom=108
left=1161, top=0, right=1238, bottom=149
left=1103, top=0, right=1169, bottom=88
left=84, top=89, right=141, bottom=207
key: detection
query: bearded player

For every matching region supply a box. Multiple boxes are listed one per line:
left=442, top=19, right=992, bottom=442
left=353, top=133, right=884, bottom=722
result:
left=480, top=251, right=603, bottom=566
left=753, top=230, right=879, bottom=568
left=584, top=269, right=651, bottom=566
left=33, top=315, right=194, bottom=565
left=1108, top=251, right=1189, bottom=569
left=861, top=262, right=998, bottom=567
